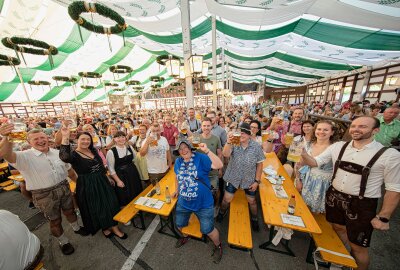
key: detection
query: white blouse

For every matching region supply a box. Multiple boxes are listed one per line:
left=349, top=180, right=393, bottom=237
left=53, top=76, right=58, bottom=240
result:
left=106, top=145, right=136, bottom=175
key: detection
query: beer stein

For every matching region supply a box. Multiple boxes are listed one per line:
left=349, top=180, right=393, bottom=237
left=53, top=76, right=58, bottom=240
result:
left=232, top=129, right=241, bottom=146
left=192, top=133, right=200, bottom=148
left=9, top=118, right=27, bottom=142
left=287, top=136, right=304, bottom=163
left=284, top=132, right=294, bottom=147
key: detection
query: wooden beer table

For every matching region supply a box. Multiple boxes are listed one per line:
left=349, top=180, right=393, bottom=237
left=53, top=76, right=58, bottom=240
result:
left=0, top=162, right=9, bottom=171
left=259, top=152, right=321, bottom=256
left=133, top=169, right=180, bottom=238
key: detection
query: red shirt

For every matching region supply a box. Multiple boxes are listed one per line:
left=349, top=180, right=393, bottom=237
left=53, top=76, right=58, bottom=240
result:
left=162, top=124, right=178, bottom=146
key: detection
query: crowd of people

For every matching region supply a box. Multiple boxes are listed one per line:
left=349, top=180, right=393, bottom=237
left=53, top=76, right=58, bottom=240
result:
left=0, top=98, right=399, bottom=269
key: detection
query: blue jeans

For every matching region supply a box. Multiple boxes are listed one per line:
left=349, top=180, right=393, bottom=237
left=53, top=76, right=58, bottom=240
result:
left=175, top=204, right=214, bottom=235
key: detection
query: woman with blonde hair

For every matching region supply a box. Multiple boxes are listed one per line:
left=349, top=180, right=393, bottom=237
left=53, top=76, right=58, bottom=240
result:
left=295, top=120, right=338, bottom=213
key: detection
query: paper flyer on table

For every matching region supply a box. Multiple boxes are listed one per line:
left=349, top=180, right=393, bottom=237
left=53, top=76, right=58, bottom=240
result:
left=280, top=214, right=305, bottom=227
left=135, top=197, right=164, bottom=209
left=272, top=185, right=288, bottom=198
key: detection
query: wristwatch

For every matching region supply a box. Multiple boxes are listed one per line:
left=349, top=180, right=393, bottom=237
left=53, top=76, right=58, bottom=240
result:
left=375, top=215, right=389, bottom=223
left=254, top=179, right=260, bottom=184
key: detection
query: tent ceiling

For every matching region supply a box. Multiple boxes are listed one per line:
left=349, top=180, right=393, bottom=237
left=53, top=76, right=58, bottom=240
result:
left=0, top=0, right=399, bottom=102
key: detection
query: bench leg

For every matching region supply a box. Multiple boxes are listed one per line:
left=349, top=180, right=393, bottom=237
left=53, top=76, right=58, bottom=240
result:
left=158, top=214, right=180, bottom=239
left=132, top=211, right=146, bottom=230
left=259, top=225, right=296, bottom=257
left=306, top=237, right=330, bottom=268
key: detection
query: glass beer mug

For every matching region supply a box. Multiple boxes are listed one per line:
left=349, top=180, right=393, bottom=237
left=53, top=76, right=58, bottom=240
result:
left=232, top=129, right=241, bottom=146
left=180, top=122, right=188, bottom=135
left=9, top=118, right=27, bottom=142
left=287, top=136, right=304, bottom=163
left=192, top=133, right=201, bottom=148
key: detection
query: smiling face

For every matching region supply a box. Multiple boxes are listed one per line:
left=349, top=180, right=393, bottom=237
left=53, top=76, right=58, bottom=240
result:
left=292, top=109, right=304, bottom=122
left=114, top=135, right=126, bottom=146
left=349, top=117, right=379, bottom=141
left=314, top=122, right=334, bottom=142
left=250, top=123, right=259, bottom=136
left=27, top=132, right=49, bottom=152
left=302, top=123, right=314, bottom=136
left=77, top=134, right=92, bottom=149
left=178, top=143, right=192, bottom=160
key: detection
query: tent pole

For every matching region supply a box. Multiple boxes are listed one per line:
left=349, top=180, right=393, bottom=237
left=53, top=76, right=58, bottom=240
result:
left=212, top=15, right=217, bottom=111
left=181, top=0, right=194, bottom=109
left=221, top=48, right=225, bottom=115
left=15, top=67, right=36, bottom=117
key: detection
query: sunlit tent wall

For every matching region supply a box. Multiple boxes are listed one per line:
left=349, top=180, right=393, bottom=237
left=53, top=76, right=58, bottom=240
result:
left=0, top=0, right=399, bottom=116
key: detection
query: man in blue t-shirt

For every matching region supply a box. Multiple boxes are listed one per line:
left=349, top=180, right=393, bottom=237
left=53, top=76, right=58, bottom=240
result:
left=172, top=138, right=224, bottom=264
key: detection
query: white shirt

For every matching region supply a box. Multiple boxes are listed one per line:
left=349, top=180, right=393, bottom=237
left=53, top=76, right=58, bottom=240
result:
left=106, top=145, right=136, bottom=175
left=11, top=148, right=71, bottom=191
left=145, top=136, right=170, bottom=174
left=0, top=210, right=40, bottom=270
left=315, top=140, right=400, bottom=198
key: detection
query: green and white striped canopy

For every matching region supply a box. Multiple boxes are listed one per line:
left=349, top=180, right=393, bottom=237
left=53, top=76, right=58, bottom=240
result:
left=0, top=0, right=399, bottom=102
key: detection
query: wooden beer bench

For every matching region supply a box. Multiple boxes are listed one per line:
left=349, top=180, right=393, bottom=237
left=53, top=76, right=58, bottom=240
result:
left=228, top=189, right=252, bottom=250
left=0, top=179, right=18, bottom=191
left=181, top=214, right=204, bottom=240
left=113, top=184, right=153, bottom=229
left=306, top=214, right=357, bottom=269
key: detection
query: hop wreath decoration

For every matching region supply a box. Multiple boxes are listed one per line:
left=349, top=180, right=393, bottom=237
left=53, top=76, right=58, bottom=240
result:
left=1, top=37, right=58, bottom=69
left=81, top=85, right=95, bottom=90
left=68, top=1, right=128, bottom=49
left=125, top=80, right=140, bottom=86
left=109, top=65, right=133, bottom=74
left=0, top=54, right=20, bottom=66
left=52, top=76, right=78, bottom=83
left=150, top=76, right=164, bottom=83
left=112, top=88, right=125, bottom=92
left=78, top=71, right=102, bottom=78
left=104, top=82, right=119, bottom=87
left=156, top=55, right=180, bottom=65
left=27, top=80, right=51, bottom=86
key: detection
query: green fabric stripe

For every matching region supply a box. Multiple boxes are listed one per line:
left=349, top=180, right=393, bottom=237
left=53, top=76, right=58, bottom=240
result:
left=217, top=18, right=400, bottom=51
left=76, top=89, right=93, bottom=100
left=294, top=19, right=400, bottom=51
left=41, top=43, right=134, bottom=101
left=0, top=25, right=91, bottom=101
left=266, top=81, right=292, bottom=88
left=39, top=85, right=66, bottom=101
left=216, top=20, right=298, bottom=40
left=123, top=19, right=211, bottom=44
left=265, top=66, right=322, bottom=79
left=116, top=55, right=157, bottom=82
left=0, top=0, right=5, bottom=13
left=225, top=50, right=358, bottom=70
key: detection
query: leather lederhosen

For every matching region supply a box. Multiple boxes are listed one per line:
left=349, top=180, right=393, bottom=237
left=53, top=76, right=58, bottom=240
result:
left=331, top=141, right=389, bottom=199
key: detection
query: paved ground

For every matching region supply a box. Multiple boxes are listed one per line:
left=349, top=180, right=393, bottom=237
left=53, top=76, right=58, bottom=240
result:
left=1, top=189, right=399, bottom=270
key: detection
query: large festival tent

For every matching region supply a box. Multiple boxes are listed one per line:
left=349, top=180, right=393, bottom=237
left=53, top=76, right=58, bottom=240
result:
left=0, top=0, right=399, bottom=104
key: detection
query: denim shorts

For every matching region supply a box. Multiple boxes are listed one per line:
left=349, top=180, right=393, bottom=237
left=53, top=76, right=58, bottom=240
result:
left=225, top=182, right=256, bottom=197
left=175, top=204, right=214, bottom=235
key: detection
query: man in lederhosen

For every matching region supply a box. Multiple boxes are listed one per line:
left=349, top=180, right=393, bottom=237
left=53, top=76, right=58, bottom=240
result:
left=301, top=116, right=400, bottom=270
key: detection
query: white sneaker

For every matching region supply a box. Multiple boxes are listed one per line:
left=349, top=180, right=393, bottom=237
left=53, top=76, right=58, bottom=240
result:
left=124, top=221, right=132, bottom=226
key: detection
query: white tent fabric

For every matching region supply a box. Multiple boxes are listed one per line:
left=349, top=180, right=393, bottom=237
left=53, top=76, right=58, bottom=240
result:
left=0, top=0, right=399, bottom=102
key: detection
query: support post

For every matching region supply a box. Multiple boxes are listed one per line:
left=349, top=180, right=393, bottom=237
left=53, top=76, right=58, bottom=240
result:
left=322, top=78, right=330, bottom=102
left=360, top=67, right=372, bottom=101
left=212, top=15, right=217, bottom=111
left=181, top=0, right=194, bottom=108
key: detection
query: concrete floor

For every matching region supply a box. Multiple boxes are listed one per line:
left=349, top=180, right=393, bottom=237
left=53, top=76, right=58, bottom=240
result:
left=0, top=189, right=399, bottom=270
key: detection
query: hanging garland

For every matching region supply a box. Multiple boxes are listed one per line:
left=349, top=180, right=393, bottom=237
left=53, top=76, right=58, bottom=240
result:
left=156, top=55, right=180, bottom=65
left=133, top=86, right=144, bottom=91
left=81, top=85, right=95, bottom=89
left=68, top=1, right=127, bottom=49
left=0, top=54, right=20, bottom=66
left=1, top=37, right=58, bottom=68
left=52, top=76, right=78, bottom=83
left=78, top=71, right=101, bottom=78
left=125, top=80, right=140, bottom=86
left=27, top=80, right=51, bottom=86
left=110, top=65, right=133, bottom=74
left=112, top=88, right=124, bottom=92
left=104, top=82, right=119, bottom=87
left=150, top=76, right=165, bottom=82
left=171, top=82, right=182, bottom=87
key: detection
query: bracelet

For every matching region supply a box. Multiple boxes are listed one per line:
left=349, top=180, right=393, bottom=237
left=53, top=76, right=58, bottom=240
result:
left=226, top=142, right=232, bottom=146
left=267, top=139, right=273, bottom=143
left=205, top=150, right=210, bottom=154
left=255, top=179, right=260, bottom=184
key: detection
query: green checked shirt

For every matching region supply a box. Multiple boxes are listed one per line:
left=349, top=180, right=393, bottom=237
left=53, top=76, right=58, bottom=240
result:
left=374, top=117, right=400, bottom=147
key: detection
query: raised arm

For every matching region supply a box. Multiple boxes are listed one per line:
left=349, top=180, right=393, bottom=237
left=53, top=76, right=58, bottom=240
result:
left=0, top=124, right=17, bottom=163
left=59, top=125, right=73, bottom=163
left=199, top=143, right=223, bottom=170
left=222, top=133, right=233, bottom=158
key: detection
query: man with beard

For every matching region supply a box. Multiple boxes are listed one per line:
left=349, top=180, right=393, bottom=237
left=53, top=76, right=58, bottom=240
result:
left=301, top=116, right=400, bottom=270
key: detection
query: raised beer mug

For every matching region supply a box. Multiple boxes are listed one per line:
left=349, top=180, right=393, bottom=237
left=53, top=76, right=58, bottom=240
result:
left=287, top=136, right=304, bottom=163
left=9, top=118, right=27, bottom=142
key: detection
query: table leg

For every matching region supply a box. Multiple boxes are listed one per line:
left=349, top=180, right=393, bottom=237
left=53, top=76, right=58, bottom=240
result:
left=158, top=214, right=180, bottom=239
left=259, top=225, right=296, bottom=257
left=132, top=211, right=146, bottom=230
